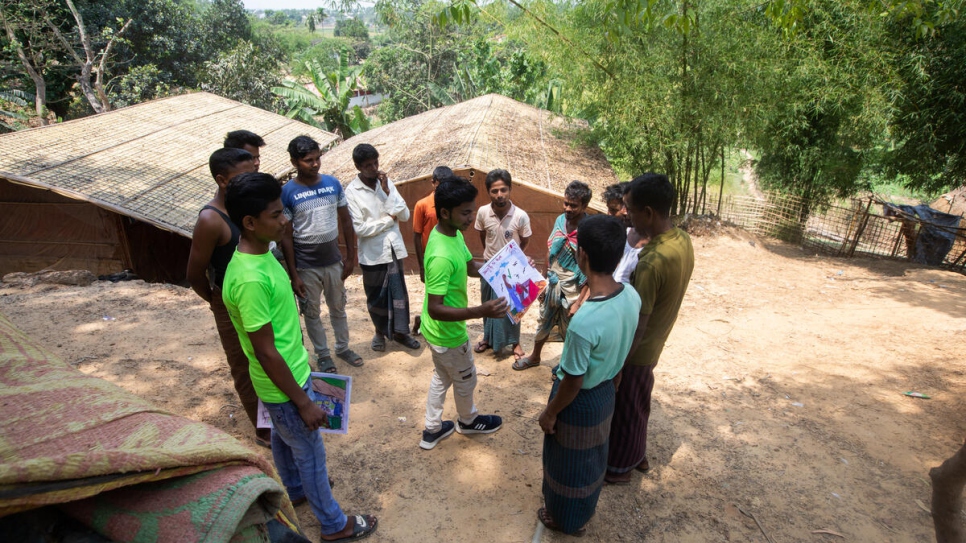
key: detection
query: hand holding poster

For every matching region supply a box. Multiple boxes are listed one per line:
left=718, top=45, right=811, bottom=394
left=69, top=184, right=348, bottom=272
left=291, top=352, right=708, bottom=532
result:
left=479, top=239, right=547, bottom=324
left=257, top=372, right=352, bottom=434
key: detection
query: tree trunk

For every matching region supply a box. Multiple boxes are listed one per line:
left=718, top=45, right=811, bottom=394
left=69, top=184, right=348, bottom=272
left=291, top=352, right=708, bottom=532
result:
left=931, top=439, right=966, bottom=543
left=1, top=10, right=48, bottom=125
left=717, top=146, right=725, bottom=216
left=77, top=62, right=106, bottom=113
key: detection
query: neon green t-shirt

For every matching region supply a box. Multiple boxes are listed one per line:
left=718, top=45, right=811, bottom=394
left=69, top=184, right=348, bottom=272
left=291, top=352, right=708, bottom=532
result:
left=421, top=228, right=473, bottom=348
left=222, top=250, right=311, bottom=403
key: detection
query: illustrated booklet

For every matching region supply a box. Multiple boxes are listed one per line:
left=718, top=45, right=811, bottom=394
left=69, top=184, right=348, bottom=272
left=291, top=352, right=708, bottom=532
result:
left=479, top=239, right=548, bottom=324
left=256, top=372, right=352, bottom=434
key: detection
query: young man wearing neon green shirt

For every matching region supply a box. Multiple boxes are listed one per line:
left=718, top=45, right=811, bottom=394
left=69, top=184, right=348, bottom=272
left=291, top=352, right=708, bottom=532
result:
left=419, top=177, right=509, bottom=450
left=222, top=172, right=377, bottom=542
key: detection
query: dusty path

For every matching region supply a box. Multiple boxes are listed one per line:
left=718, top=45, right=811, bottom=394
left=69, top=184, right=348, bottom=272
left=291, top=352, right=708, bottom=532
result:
left=741, top=149, right=765, bottom=200
left=2, top=231, right=964, bottom=542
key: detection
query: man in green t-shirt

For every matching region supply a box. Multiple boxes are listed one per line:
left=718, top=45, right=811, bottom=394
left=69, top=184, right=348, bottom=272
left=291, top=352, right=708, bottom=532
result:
left=605, top=173, right=694, bottom=485
left=419, top=177, right=509, bottom=450
left=222, top=172, right=377, bottom=542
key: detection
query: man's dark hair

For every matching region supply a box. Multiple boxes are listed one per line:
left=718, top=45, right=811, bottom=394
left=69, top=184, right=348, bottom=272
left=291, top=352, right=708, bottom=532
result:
left=287, top=135, right=320, bottom=160
left=485, top=169, right=512, bottom=190
left=577, top=214, right=627, bottom=274
left=432, top=166, right=454, bottom=183
left=626, top=173, right=674, bottom=218
left=564, top=180, right=592, bottom=206
left=225, top=172, right=282, bottom=229
left=352, top=143, right=379, bottom=164
left=602, top=182, right=627, bottom=204
left=209, top=148, right=253, bottom=180
left=224, top=130, right=265, bottom=149
left=434, top=176, right=478, bottom=219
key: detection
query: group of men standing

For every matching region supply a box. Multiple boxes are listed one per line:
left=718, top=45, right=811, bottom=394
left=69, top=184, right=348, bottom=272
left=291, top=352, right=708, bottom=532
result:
left=186, top=131, right=694, bottom=539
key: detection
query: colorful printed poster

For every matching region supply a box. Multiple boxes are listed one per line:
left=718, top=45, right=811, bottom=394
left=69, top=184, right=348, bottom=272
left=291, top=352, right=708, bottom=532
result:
left=479, top=239, right=547, bottom=324
left=257, top=372, right=352, bottom=434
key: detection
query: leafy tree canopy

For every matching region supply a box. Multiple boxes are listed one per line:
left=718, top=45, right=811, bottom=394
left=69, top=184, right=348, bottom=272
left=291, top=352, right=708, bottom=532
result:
left=334, top=17, right=369, bottom=39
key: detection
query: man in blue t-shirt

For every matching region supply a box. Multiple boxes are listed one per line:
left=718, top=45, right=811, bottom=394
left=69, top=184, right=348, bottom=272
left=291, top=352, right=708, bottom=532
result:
left=280, top=136, right=363, bottom=372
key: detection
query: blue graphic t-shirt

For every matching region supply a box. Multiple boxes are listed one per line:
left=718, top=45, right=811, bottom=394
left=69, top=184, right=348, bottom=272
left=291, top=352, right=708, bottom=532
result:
left=281, top=175, right=347, bottom=268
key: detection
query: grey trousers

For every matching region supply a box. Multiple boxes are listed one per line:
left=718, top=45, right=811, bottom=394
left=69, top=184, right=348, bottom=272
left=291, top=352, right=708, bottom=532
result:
left=297, top=261, right=349, bottom=359
left=424, top=340, right=479, bottom=432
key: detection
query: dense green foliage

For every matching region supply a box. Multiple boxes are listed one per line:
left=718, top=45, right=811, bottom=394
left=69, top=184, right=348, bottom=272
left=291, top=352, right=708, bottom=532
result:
left=3, top=0, right=964, bottom=210
left=363, top=0, right=554, bottom=123
left=421, top=0, right=964, bottom=215
left=199, top=40, right=284, bottom=110
left=334, top=17, right=369, bottom=39
left=886, top=13, right=966, bottom=194
left=0, top=0, right=284, bottom=119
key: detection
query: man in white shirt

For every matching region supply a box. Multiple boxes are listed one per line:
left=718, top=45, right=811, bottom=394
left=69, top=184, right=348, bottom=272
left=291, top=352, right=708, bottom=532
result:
left=604, top=182, right=649, bottom=283
left=344, top=144, right=420, bottom=352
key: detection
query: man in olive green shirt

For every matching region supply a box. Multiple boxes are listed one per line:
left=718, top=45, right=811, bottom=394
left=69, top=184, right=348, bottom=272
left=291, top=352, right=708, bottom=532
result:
left=605, top=173, right=694, bottom=485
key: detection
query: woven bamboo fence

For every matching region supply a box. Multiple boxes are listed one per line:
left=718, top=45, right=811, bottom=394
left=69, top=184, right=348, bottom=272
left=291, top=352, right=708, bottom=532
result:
left=684, top=191, right=966, bottom=272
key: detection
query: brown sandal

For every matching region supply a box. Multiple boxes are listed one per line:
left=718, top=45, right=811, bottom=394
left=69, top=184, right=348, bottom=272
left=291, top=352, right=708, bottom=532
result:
left=537, top=507, right=585, bottom=537
left=512, top=357, right=540, bottom=371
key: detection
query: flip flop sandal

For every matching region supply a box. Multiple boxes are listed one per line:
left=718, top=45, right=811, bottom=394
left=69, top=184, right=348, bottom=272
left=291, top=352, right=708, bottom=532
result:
left=604, top=471, right=633, bottom=485
left=337, top=349, right=364, bottom=367
left=371, top=334, right=386, bottom=352
left=474, top=340, right=491, bottom=353
left=317, top=355, right=337, bottom=374
left=537, top=507, right=586, bottom=537
left=394, top=334, right=421, bottom=350
left=512, top=357, right=540, bottom=371
left=322, top=514, right=378, bottom=543
left=254, top=436, right=271, bottom=449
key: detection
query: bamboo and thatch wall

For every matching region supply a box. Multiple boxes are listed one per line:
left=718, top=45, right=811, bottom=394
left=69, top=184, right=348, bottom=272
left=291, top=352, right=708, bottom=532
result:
left=684, top=191, right=966, bottom=272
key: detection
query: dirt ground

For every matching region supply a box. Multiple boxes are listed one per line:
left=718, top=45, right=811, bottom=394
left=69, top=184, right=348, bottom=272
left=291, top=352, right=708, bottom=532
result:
left=2, top=230, right=965, bottom=543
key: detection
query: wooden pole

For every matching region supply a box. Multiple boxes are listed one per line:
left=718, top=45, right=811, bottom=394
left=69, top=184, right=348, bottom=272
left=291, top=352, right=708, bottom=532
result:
left=847, top=198, right=874, bottom=258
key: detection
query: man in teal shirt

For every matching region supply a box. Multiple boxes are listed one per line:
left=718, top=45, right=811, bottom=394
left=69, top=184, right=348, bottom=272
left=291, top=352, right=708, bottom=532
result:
left=222, top=172, right=377, bottom=542
left=419, top=177, right=509, bottom=450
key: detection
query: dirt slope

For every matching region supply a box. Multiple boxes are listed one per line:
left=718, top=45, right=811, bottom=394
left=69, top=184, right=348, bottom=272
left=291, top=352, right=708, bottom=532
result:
left=2, top=232, right=964, bottom=542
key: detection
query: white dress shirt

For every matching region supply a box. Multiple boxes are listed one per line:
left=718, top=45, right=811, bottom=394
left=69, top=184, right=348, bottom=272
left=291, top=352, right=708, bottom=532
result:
left=345, top=174, right=410, bottom=266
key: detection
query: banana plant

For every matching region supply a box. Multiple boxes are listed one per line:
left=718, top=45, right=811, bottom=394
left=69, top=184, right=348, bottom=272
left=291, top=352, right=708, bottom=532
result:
left=272, top=51, right=371, bottom=139
left=0, top=89, right=32, bottom=132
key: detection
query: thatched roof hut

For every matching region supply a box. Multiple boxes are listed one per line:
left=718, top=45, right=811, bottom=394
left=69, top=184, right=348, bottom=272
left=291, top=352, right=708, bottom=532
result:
left=314, top=93, right=617, bottom=195
left=316, top=94, right=617, bottom=269
left=0, top=92, right=338, bottom=282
